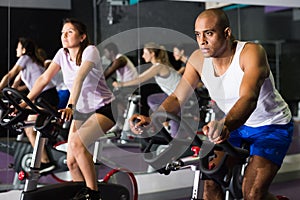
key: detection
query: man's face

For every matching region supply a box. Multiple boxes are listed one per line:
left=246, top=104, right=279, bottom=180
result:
left=194, top=15, right=227, bottom=58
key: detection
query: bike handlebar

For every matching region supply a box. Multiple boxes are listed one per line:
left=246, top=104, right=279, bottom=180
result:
left=145, top=111, right=249, bottom=176
left=0, top=88, right=38, bottom=127
left=0, top=87, right=65, bottom=138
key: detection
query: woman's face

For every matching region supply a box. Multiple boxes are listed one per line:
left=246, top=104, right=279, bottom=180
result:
left=142, top=48, right=152, bottom=63
left=103, top=48, right=111, bottom=60
left=173, top=47, right=182, bottom=61
left=61, top=22, right=85, bottom=49
left=16, top=42, right=24, bottom=58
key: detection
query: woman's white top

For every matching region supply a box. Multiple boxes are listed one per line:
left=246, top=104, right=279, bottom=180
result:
left=52, top=45, right=114, bottom=113
left=16, top=55, right=55, bottom=91
left=155, top=66, right=181, bottom=96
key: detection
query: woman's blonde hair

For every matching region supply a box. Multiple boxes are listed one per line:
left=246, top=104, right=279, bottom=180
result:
left=144, top=42, right=172, bottom=66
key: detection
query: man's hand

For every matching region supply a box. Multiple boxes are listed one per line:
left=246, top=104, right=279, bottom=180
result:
left=129, top=114, right=151, bottom=135
left=202, top=119, right=230, bottom=144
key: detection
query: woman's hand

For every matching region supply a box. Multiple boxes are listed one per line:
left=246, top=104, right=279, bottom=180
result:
left=202, top=119, right=230, bottom=144
left=129, top=113, right=151, bottom=135
left=112, top=81, right=122, bottom=89
left=12, top=100, right=28, bottom=114
left=59, top=107, right=73, bottom=121
left=19, top=100, right=28, bottom=109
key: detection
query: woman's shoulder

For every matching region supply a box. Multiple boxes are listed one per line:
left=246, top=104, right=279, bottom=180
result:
left=54, top=48, right=66, bottom=56
left=84, top=45, right=99, bottom=53
left=82, top=45, right=101, bottom=63
left=16, top=54, right=31, bottom=66
left=18, top=54, right=30, bottom=60
left=83, top=45, right=100, bottom=57
left=53, top=48, right=67, bottom=62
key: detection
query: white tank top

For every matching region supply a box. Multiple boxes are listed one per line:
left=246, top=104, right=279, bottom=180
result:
left=155, top=67, right=181, bottom=95
left=201, top=41, right=291, bottom=127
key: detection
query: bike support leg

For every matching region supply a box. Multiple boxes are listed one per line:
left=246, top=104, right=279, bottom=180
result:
left=22, top=131, right=46, bottom=192
left=191, top=166, right=204, bottom=200
left=122, top=95, right=141, bottom=133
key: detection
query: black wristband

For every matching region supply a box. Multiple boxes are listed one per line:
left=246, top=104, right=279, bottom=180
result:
left=67, top=104, right=73, bottom=109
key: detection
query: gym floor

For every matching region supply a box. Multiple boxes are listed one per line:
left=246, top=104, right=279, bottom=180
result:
left=0, top=119, right=300, bottom=200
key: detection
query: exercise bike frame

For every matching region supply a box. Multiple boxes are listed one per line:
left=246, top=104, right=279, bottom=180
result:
left=1, top=87, right=134, bottom=200
left=142, top=111, right=249, bottom=200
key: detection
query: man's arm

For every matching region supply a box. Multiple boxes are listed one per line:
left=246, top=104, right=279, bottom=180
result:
left=130, top=50, right=203, bottom=132
left=159, top=50, right=203, bottom=115
left=104, top=56, right=127, bottom=79
left=204, top=43, right=270, bottom=143
left=225, top=43, right=269, bottom=131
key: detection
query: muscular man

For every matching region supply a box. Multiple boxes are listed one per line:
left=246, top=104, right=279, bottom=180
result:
left=130, top=8, right=293, bottom=200
left=103, top=42, right=138, bottom=82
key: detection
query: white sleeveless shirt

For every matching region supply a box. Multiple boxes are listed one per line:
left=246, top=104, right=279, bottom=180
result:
left=201, top=41, right=291, bottom=127
left=155, top=67, right=181, bottom=95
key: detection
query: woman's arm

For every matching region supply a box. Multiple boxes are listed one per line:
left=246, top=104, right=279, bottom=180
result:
left=67, top=60, right=94, bottom=108
left=27, top=62, right=60, bottom=101
left=11, top=71, right=22, bottom=89
left=12, top=72, right=28, bottom=91
left=114, top=63, right=160, bottom=88
left=0, top=65, right=22, bottom=90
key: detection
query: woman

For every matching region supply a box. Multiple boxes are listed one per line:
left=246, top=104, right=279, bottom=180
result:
left=0, top=37, right=59, bottom=173
left=113, top=42, right=181, bottom=137
left=22, top=18, right=115, bottom=200
left=173, top=44, right=188, bottom=75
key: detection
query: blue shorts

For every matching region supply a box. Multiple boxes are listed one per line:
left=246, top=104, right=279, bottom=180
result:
left=228, top=121, right=294, bottom=167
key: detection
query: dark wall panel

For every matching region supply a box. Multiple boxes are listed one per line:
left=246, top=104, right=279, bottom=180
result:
left=0, top=0, right=94, bottom=78
left=1, top=1, right=300, bottom=108
left=98, top=1, right=204, bottom=42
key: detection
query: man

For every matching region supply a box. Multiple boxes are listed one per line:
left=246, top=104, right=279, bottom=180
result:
left=103, top=42, right=138, bottom=133
left=103, top=42, right=138, bottom=82
left=130, top=8, right=293, bottom=200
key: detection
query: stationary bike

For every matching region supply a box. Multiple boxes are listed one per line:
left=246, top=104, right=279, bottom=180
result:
left=0, top=88, right=71, bottom=187
left=138, top=111, right=249, bottom=200
left=1, top=87, right=135, bottom=200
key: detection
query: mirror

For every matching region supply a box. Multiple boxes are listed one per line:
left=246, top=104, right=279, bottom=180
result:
left=0, top=1, right=299, bottom=198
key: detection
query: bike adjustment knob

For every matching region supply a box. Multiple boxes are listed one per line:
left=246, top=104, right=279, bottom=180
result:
left=18, top=171, right=27, bottom=181
left=191, top=146, right=201, bottom=157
